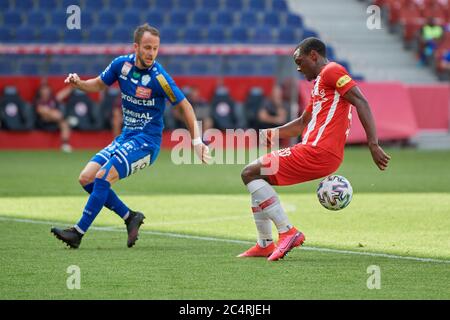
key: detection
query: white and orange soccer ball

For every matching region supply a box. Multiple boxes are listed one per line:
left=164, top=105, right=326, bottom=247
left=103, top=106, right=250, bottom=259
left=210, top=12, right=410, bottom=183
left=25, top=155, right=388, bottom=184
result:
left=317, top=175, right=353, bottom=211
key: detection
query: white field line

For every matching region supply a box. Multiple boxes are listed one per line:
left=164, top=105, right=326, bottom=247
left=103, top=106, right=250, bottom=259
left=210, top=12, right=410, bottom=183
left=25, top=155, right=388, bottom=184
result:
left=146, top=215, right=249, bottom=226
left=1, top=216, right=449, bottom=264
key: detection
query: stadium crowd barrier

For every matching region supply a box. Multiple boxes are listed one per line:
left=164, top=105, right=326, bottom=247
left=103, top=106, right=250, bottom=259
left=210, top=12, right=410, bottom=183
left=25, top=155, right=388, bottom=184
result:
left=0, top=75, right=276, bottom=104
left=1, top=77, right=448, bottom=150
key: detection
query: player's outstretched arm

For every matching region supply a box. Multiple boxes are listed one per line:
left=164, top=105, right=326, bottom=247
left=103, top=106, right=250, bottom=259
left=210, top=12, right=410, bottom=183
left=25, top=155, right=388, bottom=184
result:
left=176, top=98, right=211, bottom=164
left=64, top=74, right=108, bottom=93
left=343, top=86, right=391, bottom=170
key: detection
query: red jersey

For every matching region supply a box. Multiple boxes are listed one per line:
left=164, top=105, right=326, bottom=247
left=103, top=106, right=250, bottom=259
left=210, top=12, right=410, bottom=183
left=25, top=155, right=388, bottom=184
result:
left=302, top=62, right=356, bottom=159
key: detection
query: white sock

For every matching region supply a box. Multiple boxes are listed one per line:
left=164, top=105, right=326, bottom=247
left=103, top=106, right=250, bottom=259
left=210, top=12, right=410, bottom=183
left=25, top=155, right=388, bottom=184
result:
left=247, top=181, right=273, bottom=248
left=251, top=198, right=273, bottom=248
left=247, top=179, right=292, bottom=234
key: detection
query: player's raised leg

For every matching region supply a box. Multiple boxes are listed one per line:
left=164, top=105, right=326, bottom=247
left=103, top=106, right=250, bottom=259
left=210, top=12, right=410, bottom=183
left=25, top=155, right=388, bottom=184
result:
left=50, top=162, right=116, bottom=248
left=51, top=152, right=145, bottom=249
left=78, top=143, right=147, bottom=247
left=79, top=161, right=132, bottom=221
left=51, top=161, right=120, bottom=248
left=238, top=158, right=305, bottom=260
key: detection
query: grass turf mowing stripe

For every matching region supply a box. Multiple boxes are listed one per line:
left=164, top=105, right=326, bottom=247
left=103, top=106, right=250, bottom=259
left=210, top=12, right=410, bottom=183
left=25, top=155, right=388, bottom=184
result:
left=2, top=216, right=449, bottom=265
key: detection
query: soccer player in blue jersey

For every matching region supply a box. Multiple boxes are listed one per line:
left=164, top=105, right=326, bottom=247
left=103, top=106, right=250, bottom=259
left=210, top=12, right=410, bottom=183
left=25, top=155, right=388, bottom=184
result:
left=51, top=24, right=210, bottom=249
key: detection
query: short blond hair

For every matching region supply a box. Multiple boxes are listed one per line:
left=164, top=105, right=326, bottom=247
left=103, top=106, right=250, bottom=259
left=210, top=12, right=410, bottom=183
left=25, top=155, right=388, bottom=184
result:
left=134, top=23, right=160, bottom=44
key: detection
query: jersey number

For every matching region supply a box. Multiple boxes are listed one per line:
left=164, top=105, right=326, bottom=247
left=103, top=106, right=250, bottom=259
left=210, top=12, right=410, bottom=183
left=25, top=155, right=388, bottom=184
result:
left=131, top=155, right=151, bottom=175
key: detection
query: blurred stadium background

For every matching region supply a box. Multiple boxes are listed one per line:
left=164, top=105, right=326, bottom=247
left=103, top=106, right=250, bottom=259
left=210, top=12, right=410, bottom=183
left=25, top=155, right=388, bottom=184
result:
left=0, top=0, right=449, bottom=151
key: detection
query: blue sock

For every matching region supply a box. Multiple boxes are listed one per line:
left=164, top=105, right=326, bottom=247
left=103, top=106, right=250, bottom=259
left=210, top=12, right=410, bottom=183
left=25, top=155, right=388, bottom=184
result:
left=83, top=183, right=129, bottom=219
left=76, top=179, right=112, bottom=233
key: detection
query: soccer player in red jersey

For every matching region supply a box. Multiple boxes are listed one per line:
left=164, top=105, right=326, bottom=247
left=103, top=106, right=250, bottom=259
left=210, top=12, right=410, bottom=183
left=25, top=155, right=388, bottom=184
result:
left=238, top=38, right=391, bottom=261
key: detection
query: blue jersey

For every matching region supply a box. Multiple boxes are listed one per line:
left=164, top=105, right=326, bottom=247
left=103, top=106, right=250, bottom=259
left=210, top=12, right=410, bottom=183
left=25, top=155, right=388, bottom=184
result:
left=100, top=54, right=185, bottom=142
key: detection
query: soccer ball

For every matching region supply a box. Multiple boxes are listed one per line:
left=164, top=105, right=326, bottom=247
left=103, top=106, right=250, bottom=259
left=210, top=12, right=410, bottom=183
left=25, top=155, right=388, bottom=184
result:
left=317, top=175, right=353, bottom=211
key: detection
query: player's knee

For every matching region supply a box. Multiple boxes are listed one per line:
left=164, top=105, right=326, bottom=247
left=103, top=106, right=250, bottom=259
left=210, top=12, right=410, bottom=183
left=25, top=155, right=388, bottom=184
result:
left=241, top=165, right=256, bottom=184
left=78, top=172, right=94, bottom=186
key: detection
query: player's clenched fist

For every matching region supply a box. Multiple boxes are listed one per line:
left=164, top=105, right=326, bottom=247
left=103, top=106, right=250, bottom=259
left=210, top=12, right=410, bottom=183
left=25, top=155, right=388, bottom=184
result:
left=64, top=73, right=80, bottom=86
left=260, top=128, right=278, bottom=147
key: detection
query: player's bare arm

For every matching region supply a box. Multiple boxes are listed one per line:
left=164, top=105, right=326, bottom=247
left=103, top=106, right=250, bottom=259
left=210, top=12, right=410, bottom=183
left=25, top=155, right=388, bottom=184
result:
left=175, top=98, right=211, bottom=164
left=261, top=110, right=312, bottom=146
left=277, top=109, right=312, bottom=138
left=64, top=74, right=108, bottom=93
left=343, top=86, right=391, bottom=170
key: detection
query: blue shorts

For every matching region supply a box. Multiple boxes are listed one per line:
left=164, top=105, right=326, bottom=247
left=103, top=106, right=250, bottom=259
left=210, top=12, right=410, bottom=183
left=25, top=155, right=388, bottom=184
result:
left=90, top=135, right=160, bottom=179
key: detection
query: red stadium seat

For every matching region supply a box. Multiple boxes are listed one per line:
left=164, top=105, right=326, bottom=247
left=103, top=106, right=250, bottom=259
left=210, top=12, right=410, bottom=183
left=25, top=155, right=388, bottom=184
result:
left=422, top=4, right=449, bottom=25
left=399, top=2, right=425, bottom=43
left=385, top=0, right=409, bottom=25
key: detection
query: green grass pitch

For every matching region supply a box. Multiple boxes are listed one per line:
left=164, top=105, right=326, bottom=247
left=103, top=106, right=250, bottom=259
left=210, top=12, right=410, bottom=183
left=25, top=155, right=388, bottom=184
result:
left=0, top=148, right=449, bottom=299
